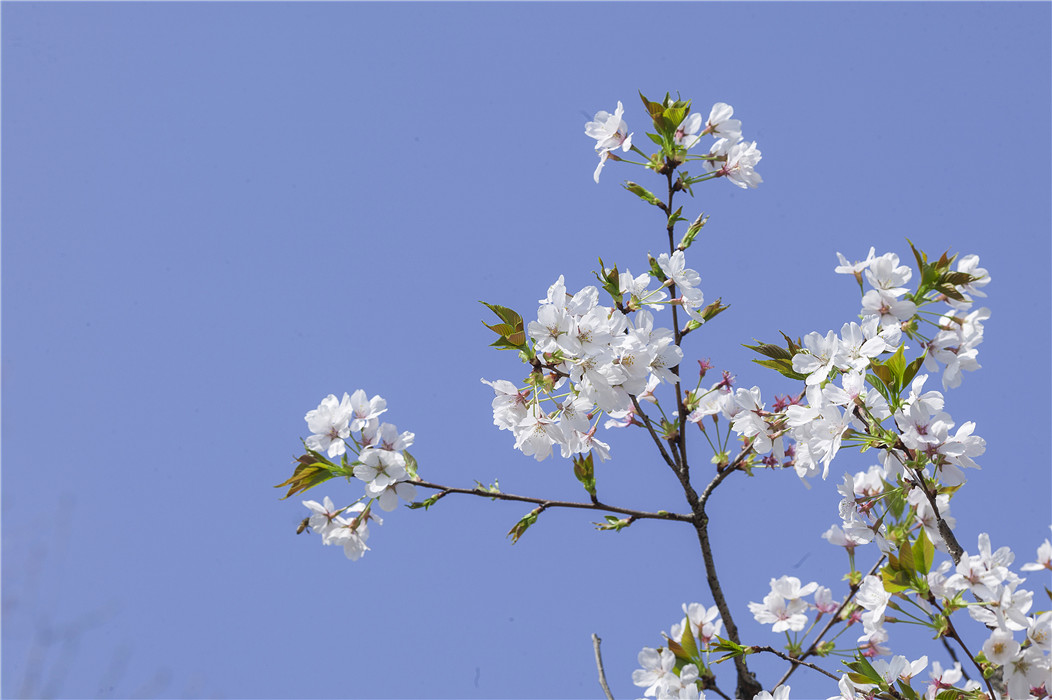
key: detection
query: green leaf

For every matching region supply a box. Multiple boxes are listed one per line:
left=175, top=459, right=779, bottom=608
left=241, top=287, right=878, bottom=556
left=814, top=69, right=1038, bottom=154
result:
left=751, top=358, right=809, bottom=381
left=275, top=458, right=336, bottom=499
left=866, top=372, right=893, bottom=404
left=480, top=301, right=527, bottom=350
left=912, top=527, right=935, bottom=575
left=907, top=238, right=927, bottom=275
left=901, top=354, right=926, bottom=391
left=845, top=654, right=884, bottom=685
left=896, top=679, right=921, bottom=700
left=744, top=340, right=793, bottom=361
left=678, top=625, right=699, bottom=660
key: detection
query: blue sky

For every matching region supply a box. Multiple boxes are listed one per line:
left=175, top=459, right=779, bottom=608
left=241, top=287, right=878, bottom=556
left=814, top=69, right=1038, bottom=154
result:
left=3, top=3, right=1050, bottom=699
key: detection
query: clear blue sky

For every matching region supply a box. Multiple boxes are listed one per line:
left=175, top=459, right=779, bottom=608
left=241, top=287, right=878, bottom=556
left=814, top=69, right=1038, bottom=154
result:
left=3, top=3, right=1050, bottom=699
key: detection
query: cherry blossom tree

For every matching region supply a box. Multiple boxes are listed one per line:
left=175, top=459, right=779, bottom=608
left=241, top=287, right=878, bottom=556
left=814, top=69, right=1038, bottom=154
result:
left=276, top=93, right=1050, bottom=700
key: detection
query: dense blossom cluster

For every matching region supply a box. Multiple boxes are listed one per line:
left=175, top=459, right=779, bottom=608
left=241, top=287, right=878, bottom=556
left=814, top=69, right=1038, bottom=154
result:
left=718, top=250, right=991, bottom=486
left=299, top=390, right=417, bottom=560
left=482, top=261, right=704, bottom=462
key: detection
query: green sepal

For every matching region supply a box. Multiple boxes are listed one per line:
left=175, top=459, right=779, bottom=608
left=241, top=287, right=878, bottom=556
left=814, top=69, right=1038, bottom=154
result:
left=624, top=181, right=665, bottom=209
left=678, top=213, right=708, bottom=250
left=595, top=257, right=623, bottom=304
left=667, top=206, right=685, bottom=229
left=649, top=254, right=667, bottom=282
left=480, top=301, right=527, bottom=350
left=572, top=452, right=596, bottom=497
left=595, top=514, right=632, bottom=532
left=474, top=479, right=502, bottom=498
left=699, top=298, right=729, bottom=323
left=507, top=506, right=542, bottom=544
left=407, top=492, right=443, bottom=510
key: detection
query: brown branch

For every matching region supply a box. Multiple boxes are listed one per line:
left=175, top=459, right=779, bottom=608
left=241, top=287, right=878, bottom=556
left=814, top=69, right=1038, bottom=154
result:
left=630, top=395, right=678, bottom=470
left=591, top=633, right=614, bottom=700
left=749, top=646, right=839, bottom=681
left=681, top=445, right=764, bottom=699
left=931, top=598, right=998, bottom=699
left=410, top=480, right=694, bottom=523
left=887, top=441, right=964, bottom=565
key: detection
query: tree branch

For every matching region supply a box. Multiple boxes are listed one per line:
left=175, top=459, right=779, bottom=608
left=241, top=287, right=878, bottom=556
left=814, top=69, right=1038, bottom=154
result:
left=591, top=633, right=614, bottom=700
left=410, top=480, right=694, bottom=523
left=630, top=395, right=678, bottom=470
left=749, top=646, right=839, bottom=681
left=682, top=446, right=764, bottom=699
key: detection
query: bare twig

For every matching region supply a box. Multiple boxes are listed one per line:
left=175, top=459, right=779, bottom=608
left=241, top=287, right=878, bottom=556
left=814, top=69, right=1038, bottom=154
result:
left=630, top=396, right=678, bottom=470
left=411, top=480, right=694, bottom=523
left=750, top=646, right=840, bottom=681
left=591, top=633, right=614, bottom=700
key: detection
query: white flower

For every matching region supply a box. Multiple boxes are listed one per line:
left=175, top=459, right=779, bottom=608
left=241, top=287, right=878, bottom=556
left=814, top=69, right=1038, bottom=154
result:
left=835, top=247, right=876, bottom=275
left=711, top=139, right=762, bottom=189
left=674, top=112, right=704, bottom=149
left=855, top=575, right=891, bottom=635
left=704, top=103, right=742, bottom=143
left=304, top=393, right=354, bottom=458
left=632, top=647, right=677, bottom=697
left=348, top=389, right=388, bottom=431
left=585, top=101, right=633, bottom=182
left=982, top=628, right=1021, bottom=666
left=753, top=685, right=790, bottom=700
left=354, top=448, right=407, bottom=489
left=1021, top=538, right=1052, bottom=572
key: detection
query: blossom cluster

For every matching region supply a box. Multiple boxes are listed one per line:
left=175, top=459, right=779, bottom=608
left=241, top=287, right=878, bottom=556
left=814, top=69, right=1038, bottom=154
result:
left=298, top=390, right=418, bottom=559
left=723, top=250, right=991, bottom=486
left=746, top=533, right=1052, bottom=699
left=586, top=99, right=762, bottom=189
left=632, top=603, right=724, bottom=699
left=835, top=248, right=990, bottom=391
left=482, top=257, right=706, bottom=462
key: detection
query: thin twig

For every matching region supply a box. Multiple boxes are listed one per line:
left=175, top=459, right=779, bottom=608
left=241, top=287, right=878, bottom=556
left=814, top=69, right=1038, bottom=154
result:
left=750, top=646, right=840, bottom=681
left=591, top=633, right=614, bottom=700
left=411, top=480, right=694, bottom=523
left=932, top=599, right=997, bottom=698
left=630, top=395, right=678, bottom=470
